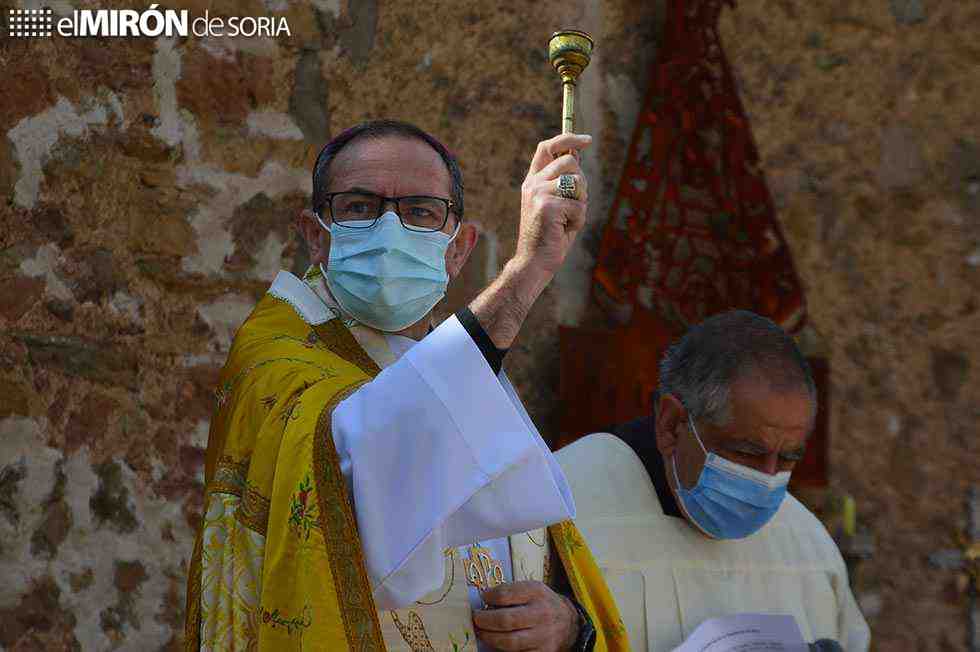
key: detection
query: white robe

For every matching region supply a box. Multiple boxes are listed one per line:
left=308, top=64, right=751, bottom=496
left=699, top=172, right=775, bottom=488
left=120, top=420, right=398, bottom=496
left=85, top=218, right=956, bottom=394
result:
left=270, top=270, right=576, bottom=616
left=555, top=432, right=871, bottom=652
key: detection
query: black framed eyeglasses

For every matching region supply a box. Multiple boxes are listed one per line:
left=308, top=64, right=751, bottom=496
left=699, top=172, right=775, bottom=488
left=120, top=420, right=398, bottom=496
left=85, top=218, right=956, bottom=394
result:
left=318, top=191, right=458, bottom=233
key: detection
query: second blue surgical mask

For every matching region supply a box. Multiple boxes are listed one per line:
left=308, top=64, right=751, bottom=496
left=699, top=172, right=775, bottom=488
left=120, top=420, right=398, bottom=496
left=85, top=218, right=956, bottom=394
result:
left=673, top=414, right=790, bottom=539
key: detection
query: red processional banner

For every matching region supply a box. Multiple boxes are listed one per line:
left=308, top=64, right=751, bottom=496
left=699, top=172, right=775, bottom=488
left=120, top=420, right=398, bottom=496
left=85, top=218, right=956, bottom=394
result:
left=559, top=1, right=825, bottom=488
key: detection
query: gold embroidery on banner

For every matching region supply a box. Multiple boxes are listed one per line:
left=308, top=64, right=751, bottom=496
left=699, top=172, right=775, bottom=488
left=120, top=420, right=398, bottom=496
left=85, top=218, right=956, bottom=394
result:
left=390, top=611, right=435, bottom=652
left=313, top=380, right=386, bottom=651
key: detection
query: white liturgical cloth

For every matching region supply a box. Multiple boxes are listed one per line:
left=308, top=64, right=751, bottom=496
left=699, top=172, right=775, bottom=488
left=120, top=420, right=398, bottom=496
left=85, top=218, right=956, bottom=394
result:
left=556, top=432, right=871, bottom=652
left=273, top=270, right=575, bottom=616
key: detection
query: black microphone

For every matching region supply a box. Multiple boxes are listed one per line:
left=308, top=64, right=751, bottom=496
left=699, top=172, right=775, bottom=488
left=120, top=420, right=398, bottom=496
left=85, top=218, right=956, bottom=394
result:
left=809, top=640, right=844, bottom=652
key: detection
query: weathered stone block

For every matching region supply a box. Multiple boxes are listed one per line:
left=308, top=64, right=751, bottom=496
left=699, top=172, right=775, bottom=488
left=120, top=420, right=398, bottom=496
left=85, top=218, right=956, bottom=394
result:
left=0, top=276, right=44, bottom=322
left=0, top=461, right=26, bottom=526
left=0, top=378, right=31, bottom=418
left=90, top=461, right=138, bottom=534
left=62, top=246, right=121, bottom=304
left=65, top=392, right=121, bottom=454
left=289, top=50, right=330, bottom=144
left=0, top=576, right=78, bottom=650
left=16, top=333, right=139, bottom=392
left=931, top=347, right=970, bottom=400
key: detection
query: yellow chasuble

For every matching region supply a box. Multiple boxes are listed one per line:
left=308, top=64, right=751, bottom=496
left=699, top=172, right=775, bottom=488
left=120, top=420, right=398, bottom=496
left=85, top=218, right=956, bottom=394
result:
left=184, top=274, right=630, bottom=652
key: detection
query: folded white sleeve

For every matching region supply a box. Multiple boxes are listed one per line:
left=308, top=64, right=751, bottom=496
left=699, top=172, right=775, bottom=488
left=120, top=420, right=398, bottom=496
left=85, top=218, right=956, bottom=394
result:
left=330, top=315, right=576, bottom=610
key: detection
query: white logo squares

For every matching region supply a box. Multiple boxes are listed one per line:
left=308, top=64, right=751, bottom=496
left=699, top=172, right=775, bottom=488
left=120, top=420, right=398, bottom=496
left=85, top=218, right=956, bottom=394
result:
left=7, top=7, right=53, bottom=38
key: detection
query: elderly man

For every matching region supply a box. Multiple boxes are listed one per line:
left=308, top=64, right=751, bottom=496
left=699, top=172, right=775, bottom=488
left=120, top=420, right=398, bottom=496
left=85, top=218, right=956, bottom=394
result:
left=556, top=310, right=870, bottom=651
left=184, top=120, right=628, bottom=652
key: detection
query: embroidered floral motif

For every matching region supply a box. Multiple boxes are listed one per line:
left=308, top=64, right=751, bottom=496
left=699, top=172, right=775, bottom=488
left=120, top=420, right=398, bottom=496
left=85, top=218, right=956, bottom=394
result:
left=287, top=474, right=319, bottom=540
left=279, top=397, right=302, bottom=424
left=391, top=610, right=435, bottom=651
left=187, top=294, right=388, bottom=652
left=449, top=630, right=473, bottom=651
left=217, top=358, right=339, bottom=411
left=261, top=604, right=312, bottom=635
left=270, top=333, right=325, bottom=350
left=556, top=522, right=584, bottom=555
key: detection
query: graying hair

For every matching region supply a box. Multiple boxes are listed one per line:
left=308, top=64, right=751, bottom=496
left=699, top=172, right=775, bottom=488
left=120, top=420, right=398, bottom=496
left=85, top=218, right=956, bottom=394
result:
left=657, top=310, right=816, bottom=426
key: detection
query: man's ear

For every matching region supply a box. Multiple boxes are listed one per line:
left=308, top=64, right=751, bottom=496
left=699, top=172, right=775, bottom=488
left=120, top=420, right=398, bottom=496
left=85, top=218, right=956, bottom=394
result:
left=446, top=222, right=478, bottom=279
left=298, top=209, right=330, bottom=265
left=655, top=392, right=687, bottom=459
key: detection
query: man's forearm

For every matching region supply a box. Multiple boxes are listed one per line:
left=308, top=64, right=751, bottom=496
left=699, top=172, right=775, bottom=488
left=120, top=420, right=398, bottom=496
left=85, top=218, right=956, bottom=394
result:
left=468, top=257, right=551, bottom=350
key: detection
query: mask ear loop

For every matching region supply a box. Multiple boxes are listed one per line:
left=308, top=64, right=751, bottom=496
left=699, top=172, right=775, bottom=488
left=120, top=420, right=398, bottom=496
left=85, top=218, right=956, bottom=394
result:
left=314, top=209, right=331, bottom=233
left=447, top=219, right=462, bottom=243
left=673, top=413, right=719, bottom=538
left=673, top=412, right=709, bottom=493
left=686, top=413, right=709, bottom=456
left=313, top=209, right=335, bottom=283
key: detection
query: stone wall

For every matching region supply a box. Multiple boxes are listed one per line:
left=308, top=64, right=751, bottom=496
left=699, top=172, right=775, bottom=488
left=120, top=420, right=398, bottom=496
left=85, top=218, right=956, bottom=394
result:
left=0, top=1, right=661, bottom=648
left=716, top=3, right=980, bottom=650
left=0, top=0, right=976, bottom=650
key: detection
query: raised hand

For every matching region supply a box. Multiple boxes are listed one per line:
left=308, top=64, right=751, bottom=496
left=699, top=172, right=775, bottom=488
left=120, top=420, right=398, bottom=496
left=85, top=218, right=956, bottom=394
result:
left=515, top=133, right=592, bottom=277
left=468, top=133, right=592, bottom=350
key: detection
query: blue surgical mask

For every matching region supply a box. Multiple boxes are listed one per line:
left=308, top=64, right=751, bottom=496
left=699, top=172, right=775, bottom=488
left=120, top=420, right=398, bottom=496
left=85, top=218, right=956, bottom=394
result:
left=672, top=414, right=790, bottom=539
left=319, top=211, right=458, bottom=332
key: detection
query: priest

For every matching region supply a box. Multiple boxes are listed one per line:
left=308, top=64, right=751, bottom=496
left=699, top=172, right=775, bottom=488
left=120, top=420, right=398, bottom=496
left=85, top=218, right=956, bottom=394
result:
left=556, top=310, right=870, bottom=651
left=184, top=120, right=628, bottom=652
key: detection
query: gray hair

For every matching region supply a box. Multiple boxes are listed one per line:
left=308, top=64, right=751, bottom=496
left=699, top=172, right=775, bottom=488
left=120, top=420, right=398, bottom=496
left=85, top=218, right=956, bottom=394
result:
left=657, top=310, right=816, bottom=426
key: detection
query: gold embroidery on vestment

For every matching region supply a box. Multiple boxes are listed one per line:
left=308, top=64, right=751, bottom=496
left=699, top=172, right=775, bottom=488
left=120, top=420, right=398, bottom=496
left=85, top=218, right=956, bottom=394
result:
left=390, top=610, right=435, bottom=651
left=463, top=545, right=505, bottom=592
left=313, top=380, right=386, bottom=651
left=313, top=320, right=382, bottom=378
left=414, top=547, right=457, bottom=606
